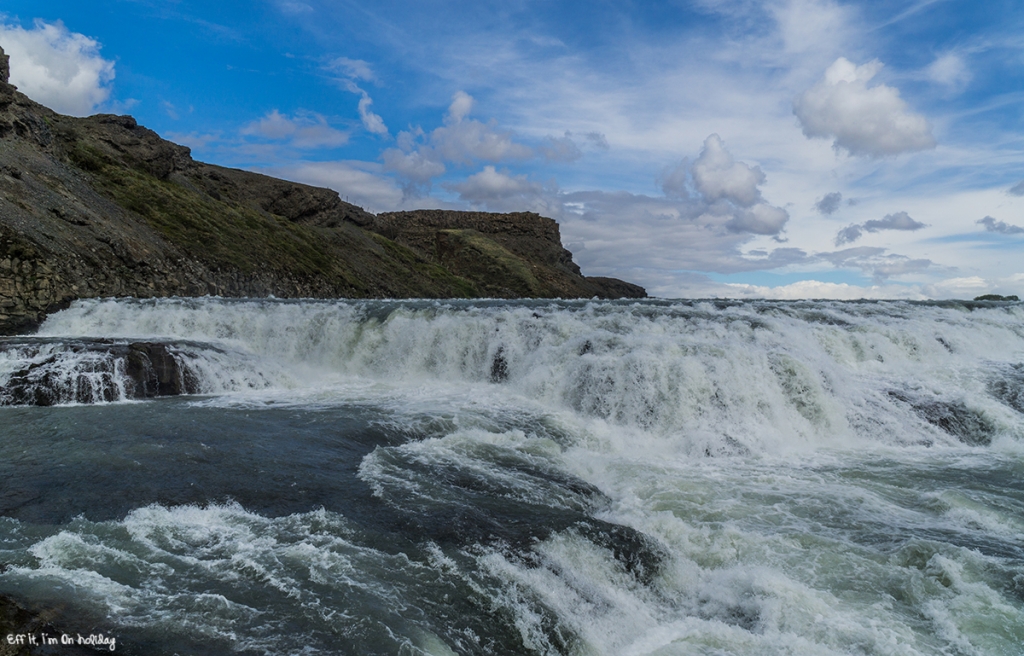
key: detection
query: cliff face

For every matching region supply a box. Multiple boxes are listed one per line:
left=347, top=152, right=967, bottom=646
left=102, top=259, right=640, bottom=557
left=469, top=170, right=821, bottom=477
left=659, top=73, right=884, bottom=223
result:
left=371, top=210, right=644, bottom=299
left=0, top=46, right=643, bottom=334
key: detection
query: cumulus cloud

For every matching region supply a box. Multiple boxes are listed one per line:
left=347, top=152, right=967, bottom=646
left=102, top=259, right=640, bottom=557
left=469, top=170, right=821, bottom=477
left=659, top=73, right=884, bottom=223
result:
left=834, top=211, right=926, bottom=245
left=0, top=19, right=114, bottom=116
left=691, top=134, right=765, bottom=207
left=794, top=57, right=936, bottom=157
left=557, top=188, right=805, bottom=280
left=429, top=92, right=533, bottom=164
left=814, top=191, right=842, bottom=215
left=447, top=90, right=474, bottom=123
left=977, top=215, right=1024, bottom=235
left=241, top=110, right=348, bottom=149
left=382, top=91, right=534, bottom=190
left=446, top=166, right=558, bottom=214
left=1008, top=180, right=1024, bottom=196
left=655, top=136, right=790, bottom=237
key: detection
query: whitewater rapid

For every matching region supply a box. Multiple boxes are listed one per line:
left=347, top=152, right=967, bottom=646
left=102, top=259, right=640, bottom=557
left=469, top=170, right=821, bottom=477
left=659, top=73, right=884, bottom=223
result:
left=0, top=297, right=1022, bottom=655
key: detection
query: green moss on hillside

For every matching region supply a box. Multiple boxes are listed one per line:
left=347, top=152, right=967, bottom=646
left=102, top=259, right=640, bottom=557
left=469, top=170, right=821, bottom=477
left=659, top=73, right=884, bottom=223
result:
left=439, top=229, right=544, bottom=297
left=91, top=165, right=335, bottom=276
left=367, top=232, right=479, bottom=297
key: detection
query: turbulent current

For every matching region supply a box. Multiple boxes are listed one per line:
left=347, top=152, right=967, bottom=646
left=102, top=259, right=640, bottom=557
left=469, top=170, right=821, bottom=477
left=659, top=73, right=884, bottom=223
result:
left=1, top=297, right=1023, bottom=655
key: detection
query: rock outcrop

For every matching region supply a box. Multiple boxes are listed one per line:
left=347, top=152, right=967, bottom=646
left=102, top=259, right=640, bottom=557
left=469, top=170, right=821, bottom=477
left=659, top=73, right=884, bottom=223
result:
left=372, top=210, right=646, bottom=299
left=0, top=340, right=202, bottom=406
left=0, top=46, right=644, bottom=335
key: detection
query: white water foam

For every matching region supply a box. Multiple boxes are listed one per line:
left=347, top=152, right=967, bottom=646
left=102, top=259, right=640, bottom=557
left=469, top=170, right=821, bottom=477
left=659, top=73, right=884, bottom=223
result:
left=29, top=297, right=1024, bottom=453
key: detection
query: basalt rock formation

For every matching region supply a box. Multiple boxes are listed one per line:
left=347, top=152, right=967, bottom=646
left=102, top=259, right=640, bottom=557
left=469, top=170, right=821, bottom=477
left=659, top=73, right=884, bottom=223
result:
left=0, top=46, right=644, bottom=335
left=0, top=340, right=201, bottom=406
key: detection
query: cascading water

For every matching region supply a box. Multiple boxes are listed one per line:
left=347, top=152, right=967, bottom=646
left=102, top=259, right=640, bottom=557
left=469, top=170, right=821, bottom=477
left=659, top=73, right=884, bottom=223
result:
left=1, top=297, right=1022, bottom=655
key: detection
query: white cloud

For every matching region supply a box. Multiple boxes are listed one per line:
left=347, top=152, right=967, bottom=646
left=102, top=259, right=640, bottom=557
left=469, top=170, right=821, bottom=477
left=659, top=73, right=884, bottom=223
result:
left=448, top=165, right=542, bottom=200
left=241, top=110, right=349, bottom=149
left=380, top=149, right=446, bottom=185
left=383, top=91, right=534, bottom=188
left=357, top=95, right=388, bottom=135
left=691, top=134, right=765, bottom=207
left=770, top=0, right=853, bottom=56
left=325, top=57, right=388, bottom=137
left=447, top=90, right=474, bottom=123
left=445, top=165, right=557, bottom=214
left=926, top=53, right=970, bottom=90
left=0, top=19, right=114, bottom=116
left=794, top=57, right=936, bottom=157
left=429, top=91, right=534, bottom=164
left=328, top=57, right=375, bottom=84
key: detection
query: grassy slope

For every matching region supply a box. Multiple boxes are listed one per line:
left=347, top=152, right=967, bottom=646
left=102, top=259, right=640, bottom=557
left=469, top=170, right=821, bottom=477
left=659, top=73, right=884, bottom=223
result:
left=64, top=137, right=478, bottom=298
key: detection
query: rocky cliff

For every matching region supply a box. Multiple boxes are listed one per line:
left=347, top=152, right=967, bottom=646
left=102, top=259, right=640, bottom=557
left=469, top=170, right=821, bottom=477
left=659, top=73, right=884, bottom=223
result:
left=0, top=46, right=643, bottom=335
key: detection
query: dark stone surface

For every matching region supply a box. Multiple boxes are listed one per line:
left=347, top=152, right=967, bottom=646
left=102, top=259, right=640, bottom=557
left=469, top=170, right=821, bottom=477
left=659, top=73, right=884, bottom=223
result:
left=1, top=341, right=201, bottom=405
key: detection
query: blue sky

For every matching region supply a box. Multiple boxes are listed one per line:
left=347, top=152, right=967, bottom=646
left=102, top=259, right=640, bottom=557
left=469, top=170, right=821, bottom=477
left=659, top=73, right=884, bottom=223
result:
left=2, top=0, right=1023, bottom=299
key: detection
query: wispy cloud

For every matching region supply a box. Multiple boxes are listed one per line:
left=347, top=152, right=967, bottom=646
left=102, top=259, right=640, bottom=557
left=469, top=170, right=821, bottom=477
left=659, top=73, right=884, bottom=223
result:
left=326, top=56, right=389, bottom=137
left=241, top=110, right=349, bottom=149
left=820, top=246, right=935, bottom=281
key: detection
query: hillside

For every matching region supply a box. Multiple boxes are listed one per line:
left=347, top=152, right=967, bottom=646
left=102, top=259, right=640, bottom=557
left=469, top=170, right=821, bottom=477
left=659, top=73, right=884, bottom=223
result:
left=0, top=46, right=643, bottom=335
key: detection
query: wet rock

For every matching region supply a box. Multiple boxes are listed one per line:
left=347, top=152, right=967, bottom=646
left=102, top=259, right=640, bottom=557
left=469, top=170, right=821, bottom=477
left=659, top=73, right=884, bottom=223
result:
left=887, top=390, right=994, bottom=446
left=490, top=346, right=509, bottom=382
left=1, top=341, right=200, bottom=406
